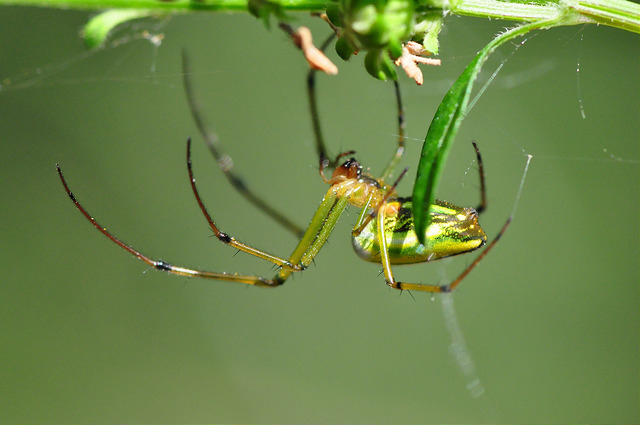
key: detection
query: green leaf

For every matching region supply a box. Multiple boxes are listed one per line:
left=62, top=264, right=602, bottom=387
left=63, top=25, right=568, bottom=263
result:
left=413, top=14, right=442, bottom=55
left=83, top=10, right=151, bottom=48
left=412, top=17, right=564, bottom=244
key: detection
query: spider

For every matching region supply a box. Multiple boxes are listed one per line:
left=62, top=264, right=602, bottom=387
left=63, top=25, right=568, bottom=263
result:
left=56, top=53, right=510, bottom=293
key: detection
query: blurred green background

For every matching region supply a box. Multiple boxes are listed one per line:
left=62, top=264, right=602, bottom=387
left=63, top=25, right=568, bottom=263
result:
left=1, top=6, right=638, bottom=423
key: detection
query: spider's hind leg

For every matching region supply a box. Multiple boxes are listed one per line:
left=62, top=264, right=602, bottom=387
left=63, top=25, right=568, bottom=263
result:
left=182, top=51, right=304, bottom=237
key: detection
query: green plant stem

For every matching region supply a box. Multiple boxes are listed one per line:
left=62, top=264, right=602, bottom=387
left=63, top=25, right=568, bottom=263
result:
left=450, top=0, right=564, bottom=21
left=2, top=0, right=639, bottom=33
left=570, top=0, right=640, bottom=33
left=1, top=0, right=328, bottom=12
left=452, top=0, right=640, bottom=33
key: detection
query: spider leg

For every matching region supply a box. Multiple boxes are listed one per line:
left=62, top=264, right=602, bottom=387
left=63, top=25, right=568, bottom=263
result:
left=375, top=199, right=511, bottom=293
left=306, top=33, right=339, bottom=180
left=186, top=136, right=352, bottom=286
left=55, top=163, right=281, bottom=287
left=181, top=51, right=305, bottom=237
left=56, top=140, right=352, bottom=288
left=471, top=140, right=487, bottom=214
left=185, top=137, right=339, bottom=273
left=380, top=80, right=406, bottom=182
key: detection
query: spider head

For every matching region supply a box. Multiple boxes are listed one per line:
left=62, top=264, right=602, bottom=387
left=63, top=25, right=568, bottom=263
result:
left=332, top=158, right=361, bottom=181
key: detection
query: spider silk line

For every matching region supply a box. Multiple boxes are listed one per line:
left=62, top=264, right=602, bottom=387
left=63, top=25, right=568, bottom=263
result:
left=439, top=292, right=498, bottom=421
left=508, top=152, right=533, bottom=217
left=437, top=150, right=532, bottom=419
left=0, top=26, right=166, bottom=93
left=467, top=62, right=504, bottom=114
left=440, top=293, right=484, bottom=398
left=576, top=34, right=587, bottom=120
left=466, top=33, right=538, bottom=115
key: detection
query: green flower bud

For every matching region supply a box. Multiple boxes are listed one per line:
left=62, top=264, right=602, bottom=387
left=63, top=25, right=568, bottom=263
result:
left=335, top=37, right=356, bottom=60
left=339, top=0, right=414, bottom=56
left=364, top=49, right=398, bottom=81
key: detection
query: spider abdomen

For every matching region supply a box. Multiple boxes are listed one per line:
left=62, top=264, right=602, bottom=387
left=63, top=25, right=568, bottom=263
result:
left=352, top=198, right=487, bottom=264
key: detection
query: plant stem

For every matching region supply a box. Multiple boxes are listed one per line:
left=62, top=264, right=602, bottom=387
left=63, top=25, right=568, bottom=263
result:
left=1, top=0, right=637, bottom=32
left=452, top=0, right=640, bottom=33
left=1, top=0, right=328, bottom=12
left=450, top=0, right=564, bottom=21
left=570, top=0, right=640, bottom=33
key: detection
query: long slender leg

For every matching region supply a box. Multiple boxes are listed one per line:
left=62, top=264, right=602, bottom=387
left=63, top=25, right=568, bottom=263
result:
left=187, top=134, right=352, bottom=285
left=181, top=51, right=304, bottom=237
left=187, top=137, right=353, bottom=284
left=56, top=163, right=280, bottom=287
left=383, top=218, right=512, bottom=293
left=306, top=33, right=339, bottom=178
left=380, top=80, right=406, bottom=182
left=273, top=193, right=350, bottom=284
left=185, top=139, right=298, bottom=270
left=373, top=204, right=446, bottom=292
left=310, top=55, right=405, bottom=183
left=471, top=140, right=487, bottom=214
left=377, top=141, right=507, bottom=293
left=57, top=143, right=352, bottom=287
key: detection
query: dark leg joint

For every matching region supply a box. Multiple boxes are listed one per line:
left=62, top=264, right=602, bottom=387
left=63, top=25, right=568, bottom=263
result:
left=387, top=280, right=401, bottom=290
left=155, top=261, right=172, bottom=271
left=272, top=275, right=287, bottom=286
left=217, top=232, right=232, bottom=243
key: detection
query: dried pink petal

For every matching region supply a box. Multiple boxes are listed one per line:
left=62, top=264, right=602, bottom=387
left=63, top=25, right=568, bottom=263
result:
left=293, top=27, right=339, bottom=75
left=395, top=42, right=441, bottom=85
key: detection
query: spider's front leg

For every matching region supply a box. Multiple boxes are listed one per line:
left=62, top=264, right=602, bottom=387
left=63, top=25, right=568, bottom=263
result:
left=55, top=163, right=284, bottom=287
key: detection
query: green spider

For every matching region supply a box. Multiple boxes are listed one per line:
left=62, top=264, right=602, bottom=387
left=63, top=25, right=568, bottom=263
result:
left=56, top=53, right=509, bottom=293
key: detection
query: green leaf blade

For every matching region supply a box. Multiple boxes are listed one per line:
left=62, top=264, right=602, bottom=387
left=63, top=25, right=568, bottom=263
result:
left=412, top=17, right=563, bottom=244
